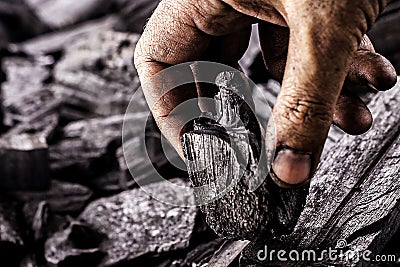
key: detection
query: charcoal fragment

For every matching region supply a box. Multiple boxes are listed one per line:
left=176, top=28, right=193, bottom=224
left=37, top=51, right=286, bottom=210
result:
left=79, top=179, right=197, bottom=266
left=25, top=0, right=115, bottom=29
left=0, top=200, right=24, bottom=265
left=44, top=221, right=105, bottom=267
left=50, top=114, right=146, bottom=178
left=0, top=133, right=49, bottom=191
left=22, top=201, right=49, bottom=242
left=19, top=16, right=118, bottom=55
left=53, top=31, right=140, bottom=117
left=11, top=181, right=92, bottom=214
left=1, top=57, right=61, bottom=127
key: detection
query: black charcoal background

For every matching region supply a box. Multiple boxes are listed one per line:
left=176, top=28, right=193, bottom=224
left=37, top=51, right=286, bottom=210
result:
left=0, top=0, right=398, bottom=266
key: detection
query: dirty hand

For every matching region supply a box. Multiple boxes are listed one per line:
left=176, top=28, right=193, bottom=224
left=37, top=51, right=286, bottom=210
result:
left=134, top=0, right=397, bottom=187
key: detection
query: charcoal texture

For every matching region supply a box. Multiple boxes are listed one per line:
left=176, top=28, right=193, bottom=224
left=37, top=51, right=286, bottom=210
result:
left=11, top=181, right=92, bottom=214
left=79, top=179, right=198, bottom=266
left=25, top=0, right=115, bottom=29
left=0, top=0, right=398, bottom=265
left=0, top=200, right=24, bottom=265
left=0, top=133, right=50, bottom=191
left=44, top=221, right=105, bottom=267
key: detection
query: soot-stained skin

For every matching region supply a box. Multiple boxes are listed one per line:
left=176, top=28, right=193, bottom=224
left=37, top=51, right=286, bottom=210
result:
left=134, top=0, right=397, bottom=185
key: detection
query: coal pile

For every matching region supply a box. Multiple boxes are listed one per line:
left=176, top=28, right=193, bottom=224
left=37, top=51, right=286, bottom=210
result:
left=0, top=1, right=227, bottom=266
left=1, top=0, right=399, bottom=266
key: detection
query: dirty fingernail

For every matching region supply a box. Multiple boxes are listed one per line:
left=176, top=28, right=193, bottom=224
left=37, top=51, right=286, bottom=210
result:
left=271, top=147, right=312, bottom=188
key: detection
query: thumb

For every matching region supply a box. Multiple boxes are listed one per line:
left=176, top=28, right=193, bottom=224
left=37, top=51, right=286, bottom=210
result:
left=269, top=23, right=361, bottom=188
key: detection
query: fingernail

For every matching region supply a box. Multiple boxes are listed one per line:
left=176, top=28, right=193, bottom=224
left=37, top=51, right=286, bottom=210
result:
left=271, top=147, right=312, bottom=188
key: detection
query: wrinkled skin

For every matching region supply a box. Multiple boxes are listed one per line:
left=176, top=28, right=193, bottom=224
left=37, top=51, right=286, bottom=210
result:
left=134, top=0, right=397, bottom=186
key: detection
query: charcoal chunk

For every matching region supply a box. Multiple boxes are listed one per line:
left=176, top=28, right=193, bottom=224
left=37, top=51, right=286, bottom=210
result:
left=25, top=0, right=115, bottom=29
left=117, top=136, right=154, bottom=184
left=173, top=239, right=226, bottom=267
left=87, top=169, right=133, bottom=193
left=1, top=57, right=50, bottom=103
left=22, top=201, right=49, bottom=242
left=50, top=113, right=146, bottom=178
left=53, top=31, right=140, bottom=117
left=4, top=113, right=59, bottom=142
left=0, top=133, right=49, bottom=191
left=44, top=221, right=105, bottom=267
left=0, top=200, right=24, bottom=265
left=11, top=181, right=92, bottom=214
left=19, top=16, right=118, bottom=55
left=4, top=87, right=62, bottom=126
left=1, top=57, right=60, bottom=126
left=79, top=179, right=197, bottom=266
left=0, top=60, right=4, bottom=132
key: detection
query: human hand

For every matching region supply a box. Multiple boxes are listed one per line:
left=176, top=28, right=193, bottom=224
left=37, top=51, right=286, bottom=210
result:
left=134, top=0, right=397, bottom=187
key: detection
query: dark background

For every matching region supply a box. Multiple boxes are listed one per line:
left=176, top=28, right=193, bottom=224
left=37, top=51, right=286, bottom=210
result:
left=0, top=0, right=398, bottom=266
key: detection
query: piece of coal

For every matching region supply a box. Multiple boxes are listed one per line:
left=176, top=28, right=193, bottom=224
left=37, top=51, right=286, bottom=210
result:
left=24, top=0, right=115, bottom=29
left=22, top=201, right=49, bottom=242
left=79, top=178, right=197, bottom=266
left=0, top=133, right=50, bottom=191
left=1, top=57, right=50, bottom=103
left=173, top=239, right=226, bottom=267
left=182, top=71, right=307, bottom=240
left=87, top=169, right=133, bottom=193
left=0, top=59, right=4, bottom=132
left=19, top=16, right=118, bottom=55
left=44, top=221, right=105, bottom=267
left=53, top=31, right=140, bottom=117
left=10, top=181, right=92, bottom=214
left=117, top=136, right=155, bottom=185
left=3, top=113, right=59, bottom=142
left=4, top=87, right=62, bottom=126
left=0, top=199, right=24, bottom=265
left=20, top=201, right=48, bottom=267
left=49, top=113, right=146, bottom=178
left=182, top=71, right=270, bottom=240
left=1, top=57, right=60, bottom=127
left=88, top=114, right=163, bottom=192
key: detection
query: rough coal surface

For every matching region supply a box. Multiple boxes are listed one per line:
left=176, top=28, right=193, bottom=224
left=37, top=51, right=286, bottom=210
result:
left=10, top=180, right=92, bottom=214
left=25, top=0, right=115, bottom=29
left=49, top=115, right=127, bottom=176
left=44, top=221, right=105, bottom=267
left=0, top=1, right=235, bottom=265
left=53, top=31, right=140, bottom=115
left=0, top=199, right=25, bottom=265
left=79, top=179, right=198, bottom=266
left=1, top=57, right=56, bottom=126
left=0, top=133, right=50, bottom=191
left=3, top=0, right=385, bottom=264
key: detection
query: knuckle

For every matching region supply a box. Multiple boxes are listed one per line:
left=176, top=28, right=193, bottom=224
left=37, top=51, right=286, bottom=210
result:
left=191, top=0, right=248, bottom=36
left=191, top=0, right=227, bottom=35
left=278, top=93, right=333, bottom=126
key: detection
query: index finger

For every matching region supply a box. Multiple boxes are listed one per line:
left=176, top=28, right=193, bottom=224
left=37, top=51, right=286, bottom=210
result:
left=134, top=0, right=253, bottom=157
